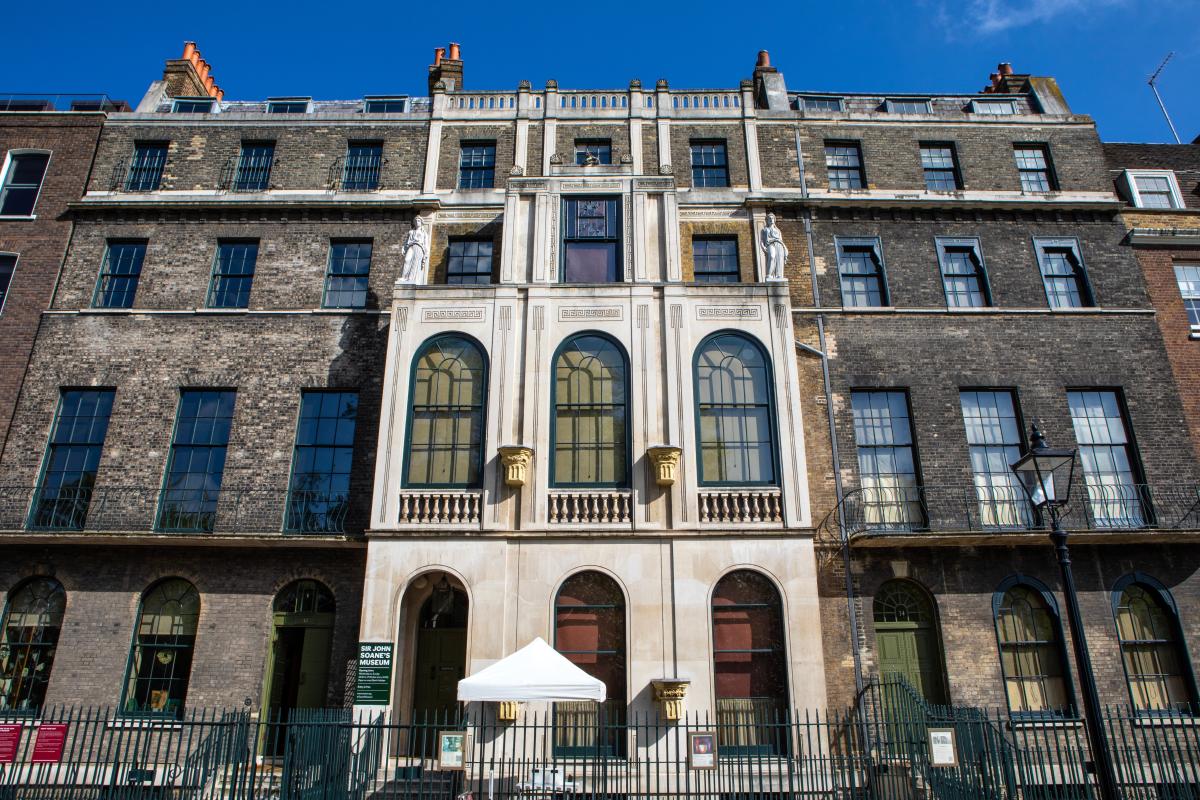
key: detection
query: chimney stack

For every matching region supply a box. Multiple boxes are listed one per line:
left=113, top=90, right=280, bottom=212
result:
left=752, top=48, right=789, bottom=111
left=982, top=61, right=1027, bottom=94
left=161, top=41, right=223, bottom=99
left=428, top=42, right=464, bottom=93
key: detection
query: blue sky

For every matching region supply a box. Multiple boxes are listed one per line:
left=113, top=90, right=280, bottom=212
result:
left=3, top=0, right=1197, bottom=142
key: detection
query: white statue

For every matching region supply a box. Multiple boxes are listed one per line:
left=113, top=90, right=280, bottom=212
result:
left=759, top=213, right=788, bottom=281
left=400, top=216, right=430, bottom=284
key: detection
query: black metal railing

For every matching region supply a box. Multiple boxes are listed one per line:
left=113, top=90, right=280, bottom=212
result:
left=220, top=154, right=276, bottom=192
left=825, top=483, right=1200, bottom=541
left=328, top=154, right=387, bottom=191
left=2, top=486, right=358, bottom=536
left=0, top=93, right=127, bottom=112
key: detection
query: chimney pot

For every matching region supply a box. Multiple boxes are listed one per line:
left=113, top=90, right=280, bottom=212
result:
left=204, top=75, right=215, bottom=91
left=448, top=42, right=461, bottom=61
left=182, top=42, right=196, bottom=60
left=756, top=50, right=770, bottom=68
left=998, top=62, right=1013, bottom=76
left=434, top=47, right=445, bottom=66
left=215, top=88, right=224, bottom=101
left=189, top=50, right=201, bottom=67
left=197, top=61, right=210, bottom=81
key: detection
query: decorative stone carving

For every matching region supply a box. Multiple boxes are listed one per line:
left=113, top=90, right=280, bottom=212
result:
left=647, top=445, right=683, bottom=486
left=651, top=679, right=690, bottom=722
left=619, top=152, right=634, bottom=164
left=509, top=165, right=525, bottom=176
left=759, top=212, right=788, bottom=282
left=399, top=216, right=430, bottom=284
left=549, top=153, right=564, bottom=165
left=658, top=164, right=673, bottom=175
left=496, top=700, right=522, bottom=722
left=629, top=79, right=642, bottom=90
left=498, top=445, right=534, bottom=487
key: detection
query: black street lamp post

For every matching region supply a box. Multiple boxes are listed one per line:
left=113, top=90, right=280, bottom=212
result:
left=1011, top=423, right=1120, bottom=800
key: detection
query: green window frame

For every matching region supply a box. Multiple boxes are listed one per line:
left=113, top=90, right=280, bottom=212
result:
left=126, top=142, right=168, bottom=191
left=322, top=240, right=372, bottom=309
left=121, top=578, right=199, bottom=719
left=286, top=391, right=358, bottom=533
left=1111, top=575, right=1198, bottom=714
left=551, top=333, right=630, bottom=488
left=157, top=390, right=236, bottom=533
left=207, top=241, right=258, bottom=309
left=1034, top=238, right=1093, bottom=309
left=233, top=141, right=274, bottom=191
left=993, top=577, right=1076, bottom=718
left=0, top=577, right=66, bottom=713
left=694, top=332, right=778, bottom=486
left=836, top=237, right=889, bottom=308
left=29, top=389, right=116, bottom=531
left=404, top=335, right=488, bottom=489
left=937, top=238, right=991, bottom=308
left=92, top=240, right=146, bottom=309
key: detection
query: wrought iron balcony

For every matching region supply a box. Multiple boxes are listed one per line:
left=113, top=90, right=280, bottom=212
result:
left=327, top=154, right=387, bottom=192
left=824, top=483, right=1200, bottom=541
left=0, top=93, right=128, bottom=112
left=0, top=486, right=362, bottom=537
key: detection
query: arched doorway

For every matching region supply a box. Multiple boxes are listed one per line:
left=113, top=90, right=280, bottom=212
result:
left=263, top=580, right=335, bottom=717
left=411, top=575, right=469, bottom=722
left=872, top=580, right=949, bottom=704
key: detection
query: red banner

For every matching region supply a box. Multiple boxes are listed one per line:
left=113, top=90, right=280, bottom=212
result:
left=31, top=723, right=68, bottom=763
left=0, top=724, right=22, bottom=763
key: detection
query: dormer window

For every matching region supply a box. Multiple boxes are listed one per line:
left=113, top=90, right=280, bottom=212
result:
left=267, top=97, right=310, bottom=114
left=172, top=97, right=215, bottom=113
left=972, top=99, right=1017, bottom=115
left=885, top=98, right=931, bottom=114
left=363, top=96, right=408, bottom=113
left=798, top=96, right=843, bottom=112
left=1125, top=170, right=1184, bottom=209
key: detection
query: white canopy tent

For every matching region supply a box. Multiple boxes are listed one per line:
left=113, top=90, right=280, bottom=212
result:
left=456, top=637, right=607, bottom=702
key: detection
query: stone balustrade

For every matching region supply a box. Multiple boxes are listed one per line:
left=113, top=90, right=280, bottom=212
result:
left=698, top=488, right=784, bottom=524
left=397, top=491, right=482, bottom=525
left=547, top=491, right=633, bottom=525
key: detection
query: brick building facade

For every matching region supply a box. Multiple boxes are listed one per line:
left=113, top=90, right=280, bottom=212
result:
left=1, top=45, right=1197, bottom=738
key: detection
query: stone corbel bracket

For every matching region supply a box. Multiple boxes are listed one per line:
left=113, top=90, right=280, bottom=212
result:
left=498, top=445, right=534, bottom=487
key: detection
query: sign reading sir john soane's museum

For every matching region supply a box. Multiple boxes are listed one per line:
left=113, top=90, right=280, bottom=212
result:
left=354, top=642, right=394, bottom=705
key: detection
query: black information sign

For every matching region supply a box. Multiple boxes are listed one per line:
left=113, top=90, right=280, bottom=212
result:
left=354, top=642, right=394, bottom=705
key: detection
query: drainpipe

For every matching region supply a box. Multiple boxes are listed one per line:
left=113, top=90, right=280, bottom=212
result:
left=793, top=125, right=864, bottom=695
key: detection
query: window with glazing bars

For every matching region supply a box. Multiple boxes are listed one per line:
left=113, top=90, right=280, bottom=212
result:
left=267, top=99, right=308, bottom=113
left=1, top=152, right=50, bottom=216
left=1035, top=240, right=1093, bottom=309
left=575, top=139, right=612, bottom=165
left=287, top=391, right=357, bottom=533
left=695, top=334, right=777, bottom=485
left=172, top=98, right=213, bottom=113
left=126, top=143, right=168, bottom=191
left=1113, top=583, right=1197, bottom=712
left=0, top=577, right=66, bottom=713
left=960, top=390, right=1031, bottom=528
left=405, top=335, right=487, bottom=488
left=995, top=584, right=1074, bottom=716
left=973, top=100, right=1016, bottom=115
left=1132, top=174, right=1180, bottom=209
left=886, top=98, right=930, bottom=114
left=920, top=143, right=961, bottom=190
left=825, top=142, right=864, bottom=189
left=553, top=335, right=629, bottom=487
left=937, top=238, right=990, bottom=307
left=446, top=238, right=494, bottom=284
left=93, top=241, right=146, bottom=309
left=692, top=237, right=739, bottom=283
left=364, top=97, right=406, bottom=113
left=690, top=140, right=729, bottom=187
left=851, top=390, right=924, bottom=529
left=233, top=142, right=274, bottom=191
left=458, top=142, right=495, bottom=189
left=206, top=241, right=257, bottom=309
left=562, top=197, right=620, bottom=283
left=322, top=241, right=372, bottom=308
left=799, top=96, right=843, bottom=112
left=157, top=390, right=236, bottom=533
left=1014, top=144, right=1055, bottom=192
left=122, top=578, right=198, bottom=718
left=837, top=239, right=888, bottom=307
left=0, top=254, right=14, bottom=315
left=343, top=142, right=382, bottom=191
left=1068, top=389, right=1145, bottom=528
left=1174, top=265, right=1200, bottom=327
left=29, top=389, right=115, bottom=531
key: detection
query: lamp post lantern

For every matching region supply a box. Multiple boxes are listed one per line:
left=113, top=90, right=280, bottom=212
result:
left=1011, top=422, right=1119, bottom=800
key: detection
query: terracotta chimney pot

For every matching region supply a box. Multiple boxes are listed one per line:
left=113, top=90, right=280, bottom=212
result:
left=182, top=42, right=196, bottom=60
left=215, top=88, right=224, bottom=101
left=198, top=61, right=210, bottom=81
left=998, top=62, right=1013, bottom=76
left=448, top=42, right=461, bottom=60
left=756, top=50, right=770, bottom=68
left=434, top=47, right=445, bottom=66
left=189, top=50, right=201, bottom=67
left=204, top=75, right=215, bottom=91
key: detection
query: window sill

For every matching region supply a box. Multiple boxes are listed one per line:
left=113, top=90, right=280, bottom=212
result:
left=1008, top=717, right=1083, bottom=730
left=193, top=307, right=249, bottom=314
left=1189, top=327, right=1200, bottom=340
left=79, top=307, right=133, bottom=314
left=0, top=215, right=37, bottom=221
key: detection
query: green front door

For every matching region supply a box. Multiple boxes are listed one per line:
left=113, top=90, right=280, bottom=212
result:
left=873, top=580, right=949, bottom=705
left=413, top=627, right=466, bottom=717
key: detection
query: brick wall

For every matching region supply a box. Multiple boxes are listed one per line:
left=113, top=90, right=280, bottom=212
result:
left=669, top=123, right=748, bottom=189
left=436, top=125, right=516, bottom=191
left=1105, top=142, right=1200, bottom=208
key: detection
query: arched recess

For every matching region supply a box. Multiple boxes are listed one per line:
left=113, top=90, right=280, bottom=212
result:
left=122, top=577, right=200, bottom=719
left=404, top=333, right=488, bottom=489
left=1111, top=574, right=1198, bottom=712
left=553, top=570, right=627, bottom=756
left=693, top=331, right=779, bottom=486
left=872, top=579, right=950, bottom=705
left=262, top=580, right=336, bottom=717
left=551, top=333, right=630, bottom=488
left=0, top=577, right=66, bottom=712
left=711, top=569, right=789, bottom=755
left=993, top=576, right=1075, bottom=717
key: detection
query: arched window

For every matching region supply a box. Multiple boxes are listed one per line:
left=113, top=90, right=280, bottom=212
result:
left=274, top=579, right=335, bottom=615
left=994, top=580, right=1073, bottom=716
left=554, top=571, right=626, bottom=755
left=122, top=578, right=199, bottom=718
left=265, top=580, right=336, bottom=721
left=712, top=570, right=789, bottom=754
left=872, top=580, right=949, bottom=704
left=552, top=334, right=629, bottom=487
left=695, top=333, right=777, bottom=485
left=0, top=577, right=65, bottom=712
left=1113, top=577, right=1197, bottom=712
left=405, top=335, right=487, bottom=488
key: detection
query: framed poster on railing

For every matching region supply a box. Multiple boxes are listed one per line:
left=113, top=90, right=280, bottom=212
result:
left=928, top=727, right=957, bottom=767
left=438, top=730, right=467, bottom=771
left=689, top=731, right=717, bottom=769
